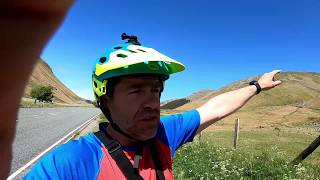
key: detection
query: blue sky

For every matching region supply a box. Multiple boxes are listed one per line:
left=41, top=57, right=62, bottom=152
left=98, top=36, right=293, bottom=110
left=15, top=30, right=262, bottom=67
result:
left=41, top=0, right=320, bottom=101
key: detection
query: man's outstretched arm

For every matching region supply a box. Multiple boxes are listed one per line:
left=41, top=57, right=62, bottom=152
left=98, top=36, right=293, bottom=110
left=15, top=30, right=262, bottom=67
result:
left=0, top=1, right=73, bottom=178
left=196, top=70, right=282, bottom=133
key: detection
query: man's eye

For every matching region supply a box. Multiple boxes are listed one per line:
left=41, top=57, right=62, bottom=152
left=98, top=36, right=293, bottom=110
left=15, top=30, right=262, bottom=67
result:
left=129, top=90, right=140, bottom=94
left=153, top=88, right=161, bottom=93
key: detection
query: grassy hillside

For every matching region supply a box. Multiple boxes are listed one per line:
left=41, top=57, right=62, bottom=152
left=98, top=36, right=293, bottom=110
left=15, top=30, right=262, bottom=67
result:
left=161, top=98, right=190, bottom=109
left=163, top=72, right=320, bottom=130
left=160, top=72, right=320, bottom=178
left=23, top=59, right=89, bottom=106
left=176, top=72, right=320, bottom=111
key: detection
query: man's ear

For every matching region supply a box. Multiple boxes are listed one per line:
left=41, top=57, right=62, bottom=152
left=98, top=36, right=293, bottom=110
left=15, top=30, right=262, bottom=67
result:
left=101, top=95, right=111, bottom=108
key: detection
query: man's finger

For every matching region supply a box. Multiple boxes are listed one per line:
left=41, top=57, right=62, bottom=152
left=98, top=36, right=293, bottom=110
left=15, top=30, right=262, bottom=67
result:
left=273, top=80, right=282, bottom=86
left=271, top=70, right=281, bottom=76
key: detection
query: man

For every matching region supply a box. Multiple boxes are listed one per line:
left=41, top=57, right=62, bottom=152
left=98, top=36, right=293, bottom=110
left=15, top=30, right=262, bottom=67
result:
left=0, top=1, right=281, bottom=179
left=23, top=34, right=281, bottom=179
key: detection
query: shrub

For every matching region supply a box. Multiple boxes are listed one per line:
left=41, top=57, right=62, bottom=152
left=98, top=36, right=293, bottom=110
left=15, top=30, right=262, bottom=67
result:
left=30, top=85, right=54, bottom=103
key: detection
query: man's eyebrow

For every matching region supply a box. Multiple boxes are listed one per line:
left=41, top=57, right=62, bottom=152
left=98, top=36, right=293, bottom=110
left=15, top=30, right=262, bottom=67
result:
left=126, top=81, right=162, bottom=90
left=127, top=84, right=144, bottom=90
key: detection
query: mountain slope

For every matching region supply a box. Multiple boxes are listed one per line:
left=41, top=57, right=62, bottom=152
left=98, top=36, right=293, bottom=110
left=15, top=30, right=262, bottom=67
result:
left=161, top=89, right=215, bottom=109
left=24, top=59, right=87, bottom=104
left=176, top=72, right=320, bottom=111
left=164, top=72, right=320, bottom=130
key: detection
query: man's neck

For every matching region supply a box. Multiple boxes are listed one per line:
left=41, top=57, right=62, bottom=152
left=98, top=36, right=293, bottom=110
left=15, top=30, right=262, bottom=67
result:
left=106, top=124, right=143, bottom=147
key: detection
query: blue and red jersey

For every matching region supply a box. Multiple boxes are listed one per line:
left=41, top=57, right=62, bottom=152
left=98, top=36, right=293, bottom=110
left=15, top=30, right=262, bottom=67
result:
left=24, top=109, right=200, bottom=179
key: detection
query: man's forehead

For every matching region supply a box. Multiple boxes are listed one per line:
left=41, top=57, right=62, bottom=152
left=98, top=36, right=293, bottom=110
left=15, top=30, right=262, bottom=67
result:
left=117, top=75, right=162, bottom=88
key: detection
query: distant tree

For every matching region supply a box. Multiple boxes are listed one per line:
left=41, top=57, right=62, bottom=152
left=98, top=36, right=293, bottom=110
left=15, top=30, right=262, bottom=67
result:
left=30, top=86, right=40, bottom=104
left=30, top=85, right=54, bottom=103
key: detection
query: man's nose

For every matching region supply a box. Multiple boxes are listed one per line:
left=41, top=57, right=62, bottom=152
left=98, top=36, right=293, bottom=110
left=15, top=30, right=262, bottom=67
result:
left=142, top=91, right=160, bottom=109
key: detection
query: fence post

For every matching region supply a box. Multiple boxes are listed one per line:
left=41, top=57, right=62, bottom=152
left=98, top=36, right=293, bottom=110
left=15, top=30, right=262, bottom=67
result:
left=234, top=118, right=240, bottom=149
left=292, top=135, right=320, bottom=164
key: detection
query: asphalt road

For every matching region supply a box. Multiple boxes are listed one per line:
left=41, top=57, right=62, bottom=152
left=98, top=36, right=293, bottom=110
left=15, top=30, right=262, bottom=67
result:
left=9, top=107, right=101, bottom=176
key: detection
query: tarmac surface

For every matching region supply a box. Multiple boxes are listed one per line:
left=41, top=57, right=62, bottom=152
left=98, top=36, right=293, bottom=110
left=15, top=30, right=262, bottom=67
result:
left=9, top=107, right=101, bottom=177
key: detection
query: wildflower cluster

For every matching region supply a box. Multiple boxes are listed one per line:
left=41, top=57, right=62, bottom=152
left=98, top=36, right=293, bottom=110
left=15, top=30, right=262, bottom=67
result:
left=173, top=141, right=320, bottom=179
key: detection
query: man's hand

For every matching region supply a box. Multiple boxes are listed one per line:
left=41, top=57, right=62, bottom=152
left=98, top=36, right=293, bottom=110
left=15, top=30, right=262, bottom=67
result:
left=258, top=70, right=282, bottom=91
left=0, top=1, right=73, bottom=178
left=0, top=0, right=74, bottom=16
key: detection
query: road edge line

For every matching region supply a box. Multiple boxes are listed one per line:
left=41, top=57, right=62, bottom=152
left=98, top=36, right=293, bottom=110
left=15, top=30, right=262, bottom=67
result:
left=7, top=113, right=100, bottom=180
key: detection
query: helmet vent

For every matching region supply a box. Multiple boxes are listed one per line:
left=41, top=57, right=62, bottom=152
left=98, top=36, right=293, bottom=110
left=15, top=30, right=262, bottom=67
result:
left=114, top=46, right=122, bottom=49
left=93, top=81, right=98, bottom=88
left=99, top=57, right=107, bottom=63
left=128, top=50, right=137, bottom=53
left=117, top=54, right=128, bottom=58
left=137, top=49, right=146, bottom=52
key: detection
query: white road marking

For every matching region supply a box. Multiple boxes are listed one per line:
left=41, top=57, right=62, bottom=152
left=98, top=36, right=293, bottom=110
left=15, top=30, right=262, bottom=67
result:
left=7, top=113, right=100, bottom=180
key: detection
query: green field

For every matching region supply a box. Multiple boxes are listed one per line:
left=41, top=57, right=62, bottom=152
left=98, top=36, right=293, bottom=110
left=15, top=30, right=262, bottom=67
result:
left=20, top=97, right=92, bottom=108
left=173, top=129, right=320, bottom=179
left=20, top=99, right=59, bottom=108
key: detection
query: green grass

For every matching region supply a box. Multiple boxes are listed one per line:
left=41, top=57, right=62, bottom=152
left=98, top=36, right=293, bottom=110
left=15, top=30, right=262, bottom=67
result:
left=20, top=100, right=63, bottom=108
left=98, top=113, right=108, bottom=123
left=173, top=130, right=320, bottom=179
left=201, top=129, right=320, bottom=165
left=20, top=99, right=92, bottom=108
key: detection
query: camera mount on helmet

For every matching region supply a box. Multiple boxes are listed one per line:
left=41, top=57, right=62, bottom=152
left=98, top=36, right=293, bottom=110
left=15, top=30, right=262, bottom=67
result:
left=121, top=33, right=141, bottom=45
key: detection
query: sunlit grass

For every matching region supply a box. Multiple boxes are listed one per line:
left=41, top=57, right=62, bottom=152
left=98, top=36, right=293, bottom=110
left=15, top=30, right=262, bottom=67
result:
left=173, top=130, right=320, bottom=179
left=20, top=100, right=60, bottom=108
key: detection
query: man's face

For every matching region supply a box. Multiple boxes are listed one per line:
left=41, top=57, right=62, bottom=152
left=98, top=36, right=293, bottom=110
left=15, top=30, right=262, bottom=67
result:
left=103, top=75, right=162, bottom=141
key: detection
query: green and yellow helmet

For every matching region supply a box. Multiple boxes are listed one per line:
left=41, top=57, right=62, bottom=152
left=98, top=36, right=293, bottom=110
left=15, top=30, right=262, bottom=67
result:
left=92, top=35, right=185, bottom=102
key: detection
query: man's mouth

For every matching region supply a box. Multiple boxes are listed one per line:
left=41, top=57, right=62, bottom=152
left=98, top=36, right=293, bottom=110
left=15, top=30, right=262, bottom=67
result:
left=141, top=115, right=159, bottom=122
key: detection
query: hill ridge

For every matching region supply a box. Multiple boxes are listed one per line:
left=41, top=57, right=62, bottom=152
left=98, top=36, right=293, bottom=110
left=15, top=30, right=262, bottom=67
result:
left=24, top=59, right=87, bottom=104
